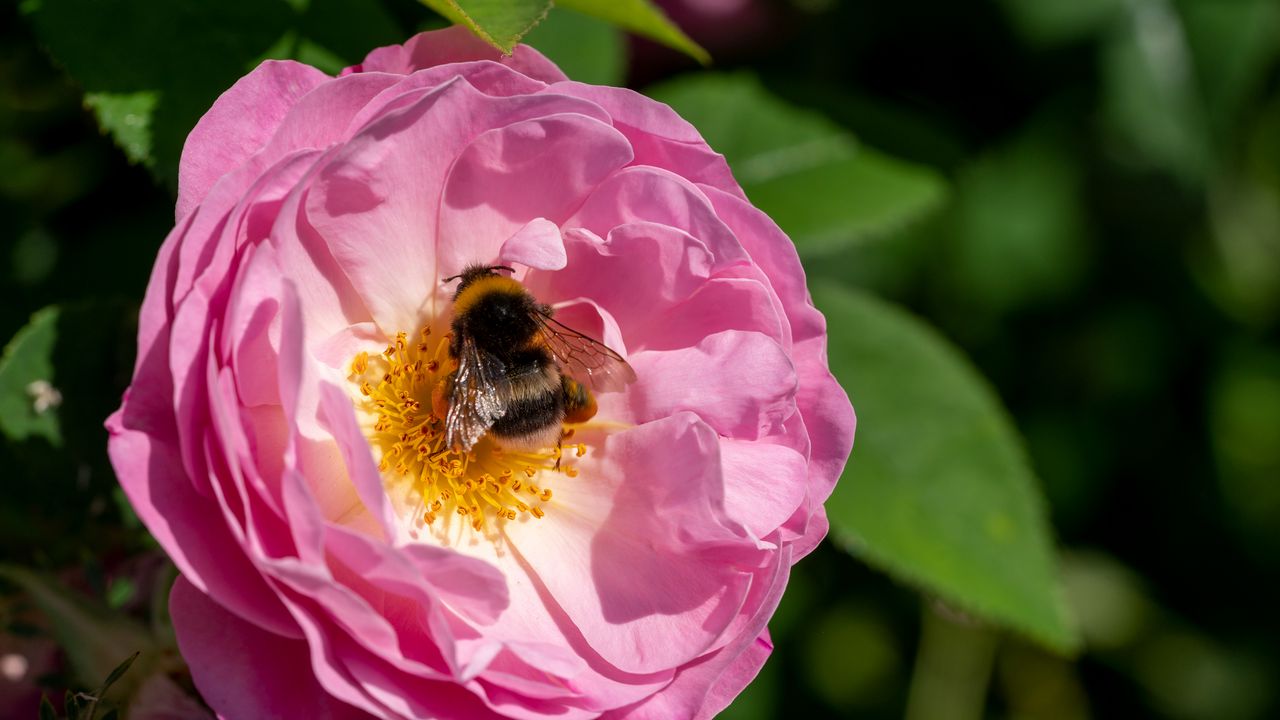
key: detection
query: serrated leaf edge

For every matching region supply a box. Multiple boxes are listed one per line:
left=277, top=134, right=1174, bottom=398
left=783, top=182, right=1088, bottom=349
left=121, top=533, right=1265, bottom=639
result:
left=818, top=286, right=1080, bottom=655
left=423, top=0, right=553, bottom=54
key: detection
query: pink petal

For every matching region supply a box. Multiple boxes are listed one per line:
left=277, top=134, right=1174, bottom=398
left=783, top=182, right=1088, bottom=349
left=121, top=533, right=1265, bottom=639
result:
left=169, top=577, right=365, bottom=719
left=549, top=81, right=742, bottom=198
left=222, top=242, right=286, bottom=410
left=106, top=410, right=298, bottom=639
left=344, top=62, right=553, bottom=135
left=178, top=60, right=328, bottom=221
left=627, top=330, right=797, bottom=440
left=505, top=414, right=755, bottom=675
left=542, top=295, right=628, bottom=361
left=608, top=555, right=790, bottom=720
left=305, top=80, right=615, bottom=332
left=349, top=26, right=567, bottom=84
left=638, top=276, right=786, bottom=352
left=498, top=217, right=567, bottom=271
left=265, top=72, right=403, bottom=155
left=269, top=584, right=497, bottom=718
left=169, top=152, right=322, bottom=487
left=570, top=166, right=747, bottom=266
left=206, top=363, right=292, bottom=560
left=532, top=223, right=714, bottom=350
left=317, top=383, right=397, bottom=539
left=418, top=531, right=673, bottom=713
left=272, top=161, right=376, bottom=346
left=703, top=185, right=856, bottom=494
left=437, top=113, right=633, bottom=278
left=719, top=438, right=810, bottom=541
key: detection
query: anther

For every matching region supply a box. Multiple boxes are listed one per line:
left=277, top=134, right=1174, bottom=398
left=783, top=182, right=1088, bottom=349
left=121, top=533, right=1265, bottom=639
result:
left=350, top=328, right=577, bottom=531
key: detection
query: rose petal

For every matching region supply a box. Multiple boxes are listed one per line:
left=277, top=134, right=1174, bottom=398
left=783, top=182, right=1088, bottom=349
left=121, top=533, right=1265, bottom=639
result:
left=438, top=113, right=633, bottom=278
left=169, top=576, right=363, bottom=719
left=498, top=217, right=567, bottom=271
left=178, top=60, right=328, bottom=220
left=549, top=82, right=743, bottom=199
left=505, top=414, right=755, bottom=674
left=349, top=26, right=567, bottom=84
left=627, top=329, right=797, bottom=440
left=719, top=438, right=810, bottom=540
left=306, top=80, right=617, bottom=332
left=638, top=276, right=786, bottom=352
left=702, top=185, right=856, bottom=555
left=107, top=411, right=298, bottom=639
left=570, top=165, right=747, bottom=266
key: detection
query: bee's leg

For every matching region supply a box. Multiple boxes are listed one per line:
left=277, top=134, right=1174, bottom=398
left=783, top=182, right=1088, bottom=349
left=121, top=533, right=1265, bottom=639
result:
left=554, top=429, right=565, bottom=471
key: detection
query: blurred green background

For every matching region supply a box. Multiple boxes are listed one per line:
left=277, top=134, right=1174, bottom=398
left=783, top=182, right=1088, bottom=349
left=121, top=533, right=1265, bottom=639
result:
left=3, top=0, right=1279, bottom=717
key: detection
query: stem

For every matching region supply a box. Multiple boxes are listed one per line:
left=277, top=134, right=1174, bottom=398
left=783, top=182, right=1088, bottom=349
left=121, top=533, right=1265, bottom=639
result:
left=904, top=601, right=999, bottom=720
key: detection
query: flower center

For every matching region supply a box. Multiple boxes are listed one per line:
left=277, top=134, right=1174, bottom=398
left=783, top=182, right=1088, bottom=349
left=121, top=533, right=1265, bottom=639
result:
left=347, top=327, right=584, bottom=536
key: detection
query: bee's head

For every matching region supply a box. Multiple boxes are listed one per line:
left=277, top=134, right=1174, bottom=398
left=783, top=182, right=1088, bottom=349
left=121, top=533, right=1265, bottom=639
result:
left=445, top=264, right=515, bottom=298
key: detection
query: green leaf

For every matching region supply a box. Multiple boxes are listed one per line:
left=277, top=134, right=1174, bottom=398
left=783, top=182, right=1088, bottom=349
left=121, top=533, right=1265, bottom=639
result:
left=39, top=695, right=57, bottom=720
left=98, top=651, right=141, bottom=696
left=648, top=73, right=946, bottom=256
left=948, top=122, right=1089, bottom=312
left=23, top=0, right=293, bottom=188
left=1194, top=96, right=1280, bottom=326
left=82, top=92, right=159, bottom=168
left=1179, top=0, right=1280, bottom=144
left=814, top=284, right=1078, bottom=652
left=523, top=9, right=624, bottom=86
left=558, top=0, right=708, bottom=65
left=105, top=577, right=137, bottom=609
left=0, top=307, right=62, bottom=445
left=997, top=0, right=1121, bottom=46
left=1100, top=2, right=1211, bottom=184
left=25, top=0, right=402, bottom=187
left=419, top=0, right=552, bottom=53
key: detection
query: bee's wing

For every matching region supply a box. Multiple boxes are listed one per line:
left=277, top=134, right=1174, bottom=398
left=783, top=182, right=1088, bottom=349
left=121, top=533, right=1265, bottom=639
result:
left=536, top=313, right=637, bottom=393
left=445, top=334, right=509, bottom=451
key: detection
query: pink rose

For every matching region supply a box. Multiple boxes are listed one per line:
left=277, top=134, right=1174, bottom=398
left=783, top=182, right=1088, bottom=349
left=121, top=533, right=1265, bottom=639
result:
left=107, top=27, right=853, bottom=719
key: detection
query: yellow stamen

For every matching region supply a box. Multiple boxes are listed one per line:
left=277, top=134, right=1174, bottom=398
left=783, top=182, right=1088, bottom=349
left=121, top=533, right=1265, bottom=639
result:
left=348, top=327, right=582, bottom=534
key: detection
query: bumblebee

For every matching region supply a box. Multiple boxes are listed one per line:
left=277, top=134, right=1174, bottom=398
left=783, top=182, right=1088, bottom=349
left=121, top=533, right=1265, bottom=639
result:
left=439, top=264, right=636, bottom=452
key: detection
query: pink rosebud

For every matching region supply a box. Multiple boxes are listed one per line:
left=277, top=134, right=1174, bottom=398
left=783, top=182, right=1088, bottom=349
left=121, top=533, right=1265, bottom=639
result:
left=107, top=27, right=854, bottom=719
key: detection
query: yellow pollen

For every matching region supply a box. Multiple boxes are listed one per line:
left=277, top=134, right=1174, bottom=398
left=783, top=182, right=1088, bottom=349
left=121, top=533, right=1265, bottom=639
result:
left=348, top=327, right=583, bottom=534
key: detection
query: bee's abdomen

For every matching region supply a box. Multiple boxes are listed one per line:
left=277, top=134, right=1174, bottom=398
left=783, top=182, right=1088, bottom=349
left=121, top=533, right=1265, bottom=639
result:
left=491, top=389, right=564, bottom=449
